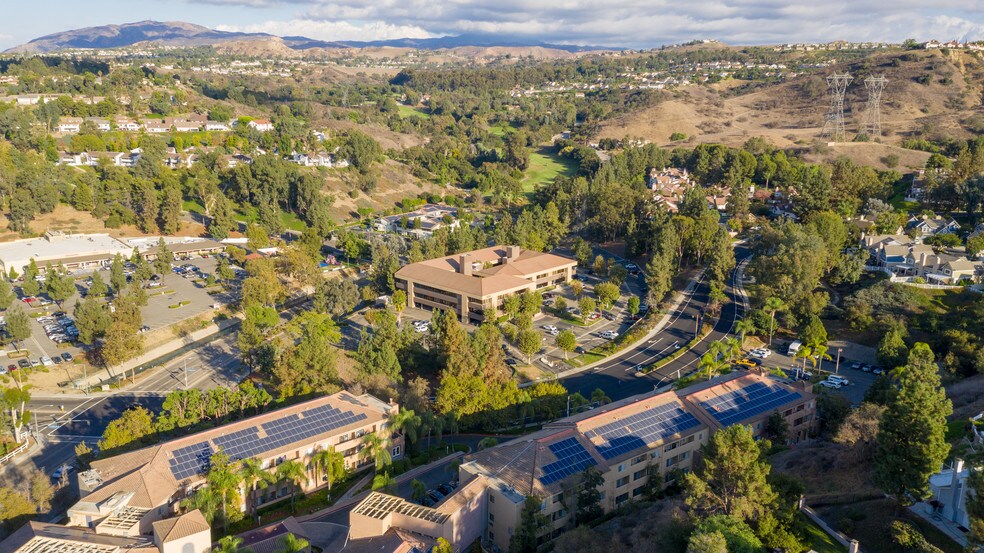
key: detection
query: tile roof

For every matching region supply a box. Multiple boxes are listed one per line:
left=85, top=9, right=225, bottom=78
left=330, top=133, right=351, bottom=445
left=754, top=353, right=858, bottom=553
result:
left=0, top=522, right=156, bottom=553
left=151, top=510, right=209, bottom=544
left=82, top=392, right=394, bottom=510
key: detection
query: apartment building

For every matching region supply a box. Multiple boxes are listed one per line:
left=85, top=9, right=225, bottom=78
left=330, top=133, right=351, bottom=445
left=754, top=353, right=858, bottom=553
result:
left=344, top=371, right=815, bottom=553
left=394, top=245, right=577, bottom=324
left=67, top=392, right=402, bottom=538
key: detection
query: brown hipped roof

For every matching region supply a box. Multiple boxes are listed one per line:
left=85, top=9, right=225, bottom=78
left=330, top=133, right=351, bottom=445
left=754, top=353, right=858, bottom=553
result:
left=152, top=510, right=209, bottom=543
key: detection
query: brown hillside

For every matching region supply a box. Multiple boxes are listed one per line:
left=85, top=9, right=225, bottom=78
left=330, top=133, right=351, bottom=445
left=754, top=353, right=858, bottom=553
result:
left=324, top=159, right=451, bottom=220
left=600, top=49, right=984, bottom=161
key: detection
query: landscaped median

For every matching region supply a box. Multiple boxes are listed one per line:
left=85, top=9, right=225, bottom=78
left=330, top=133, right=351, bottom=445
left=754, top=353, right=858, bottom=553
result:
left=637, top=323, right=713, bottom=376
left=564, top=312, right=655, bottom=367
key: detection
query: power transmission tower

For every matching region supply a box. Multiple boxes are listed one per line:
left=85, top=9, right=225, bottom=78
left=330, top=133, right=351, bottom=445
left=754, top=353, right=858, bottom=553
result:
left=862, top=75, right=888, bottom=137
left=820, top=73, right=852, bottom=142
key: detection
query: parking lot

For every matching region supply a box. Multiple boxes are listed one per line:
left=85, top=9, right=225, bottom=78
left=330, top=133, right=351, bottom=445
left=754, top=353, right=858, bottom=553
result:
left=11, top=256, right=230, bottom=366
left=751, top=343, right=881, bottom=405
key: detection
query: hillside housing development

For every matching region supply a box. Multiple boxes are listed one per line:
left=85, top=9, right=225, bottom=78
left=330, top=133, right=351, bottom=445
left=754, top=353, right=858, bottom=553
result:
left=394, top=245, right=577, bottom=324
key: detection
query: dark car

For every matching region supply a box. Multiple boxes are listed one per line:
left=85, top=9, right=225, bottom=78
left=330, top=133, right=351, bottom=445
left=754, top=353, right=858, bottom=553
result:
left=602, top=312, right=616, bottom=321
left=437, top=484, right=454, bottom=495
left=427, top=490, right=445, bottom=502
left=17, top=359, right=29, bottom=369
left=5, top=364, right=14, bottom=373
left=61, top=352, right=74, bottom=362
left=575, top=346, right=586, bottom=354
left=52, top=356, right=62, bottom=365
left=505, top=359, right=518, bottom=366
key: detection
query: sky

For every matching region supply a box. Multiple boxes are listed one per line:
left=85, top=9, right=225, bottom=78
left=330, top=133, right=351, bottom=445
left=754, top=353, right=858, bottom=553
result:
left=2, top=0, right=984, bottom=50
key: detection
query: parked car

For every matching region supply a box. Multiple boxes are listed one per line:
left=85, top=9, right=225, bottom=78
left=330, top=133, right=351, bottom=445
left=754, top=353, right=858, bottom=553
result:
left=749, top=348, right=772, bottom=359
left=734, top=359, right=757, bottom=369
left=827, top=375, right=850, bottom=386
left=52, top=356, right=62, bottom=365
left=599, top=330, right=619, bottom=340
left=850, top=362, right=862, bottom=370
left=29, top=358, right=40, bottom=367
left=40, top=356, right=53, bottom=367
left=872, top=367, right=885, bottom=375
left=0, top=366, right=8, bottom=375
left=61, top=352, right=74, bottom=362
left=819, top=380, right=842, bottom=389
left=50, top=464, right=75, bottom=482
left=542, top=325, right=558, bottom=333
left=17, top=359, right=29, bottom=369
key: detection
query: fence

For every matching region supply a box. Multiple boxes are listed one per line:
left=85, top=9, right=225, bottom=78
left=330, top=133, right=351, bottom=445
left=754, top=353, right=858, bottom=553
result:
left=0, top=441, right=28, bottom=465
left=799, top=496, right=861, bottom=553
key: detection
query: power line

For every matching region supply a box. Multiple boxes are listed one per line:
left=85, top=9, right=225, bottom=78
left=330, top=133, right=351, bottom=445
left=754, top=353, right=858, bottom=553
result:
left=820, top=73, right=852, bottom=142
left=862, top=75, right=888, bottom=137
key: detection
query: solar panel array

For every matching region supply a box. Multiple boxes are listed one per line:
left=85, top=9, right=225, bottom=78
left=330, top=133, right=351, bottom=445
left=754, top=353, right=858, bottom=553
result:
left=539, top=437, right=597, bottom=485
left=168, top=442, right=214, bottom=480
left=698, top=382, right=802, bottom=427
left=167, top=404, right=369, bottom=480
left=584, top=402, right=701, bottom=460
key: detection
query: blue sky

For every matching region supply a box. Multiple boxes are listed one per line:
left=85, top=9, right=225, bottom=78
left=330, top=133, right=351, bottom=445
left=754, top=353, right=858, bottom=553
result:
left=3, top=0, right=984, bottom=50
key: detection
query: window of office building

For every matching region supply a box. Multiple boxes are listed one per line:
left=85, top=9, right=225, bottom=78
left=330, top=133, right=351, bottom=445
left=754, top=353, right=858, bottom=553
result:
left=616, top=476, right=629, bottom=488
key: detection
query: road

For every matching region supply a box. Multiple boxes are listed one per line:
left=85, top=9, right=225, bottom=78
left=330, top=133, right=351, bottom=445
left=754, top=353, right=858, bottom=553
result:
left=562, top=248, right=750, bottom=403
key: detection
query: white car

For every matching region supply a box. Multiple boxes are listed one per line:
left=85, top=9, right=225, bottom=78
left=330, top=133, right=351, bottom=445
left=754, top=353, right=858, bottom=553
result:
left=40, top=356, right=54, bottom=366
left=827, top=375, right=850, bottom=386
left=819, top=380, right=842, bottom=389
left=749, top=348, right=772, bottom=358
left=600, top=330, right=619, bottom=340
left=542, top=325, right=558, bottom=333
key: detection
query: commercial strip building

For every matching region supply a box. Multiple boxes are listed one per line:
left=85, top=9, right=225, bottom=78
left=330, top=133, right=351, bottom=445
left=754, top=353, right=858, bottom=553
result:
left=394, top=245, right=577, bottom=324
left=345, top=371, right=817, bottom=552
left=0, top=232, right=224, bottom=276
left=0, top=392, right=404, bottom=553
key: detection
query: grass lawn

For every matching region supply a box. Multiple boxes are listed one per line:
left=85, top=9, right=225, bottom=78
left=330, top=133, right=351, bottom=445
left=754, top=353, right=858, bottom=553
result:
left=566, top=351, right=607, bottom=368
left=182, top=200, right=205, bottom=215
left=796, top=513, right=847, bottom=553
left=522, top=146, right=578, bottom=193
left=488, top=122, right=517, bottom=137
left=397, top=105, right=431, bottom=119
left=280, top=211, right=307, bottom=232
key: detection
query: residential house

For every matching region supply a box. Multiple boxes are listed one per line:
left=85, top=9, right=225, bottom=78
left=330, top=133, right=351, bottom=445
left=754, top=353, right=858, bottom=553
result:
left=906, top=215, right=960, bottom=237
left=114, top=117, right=141, bottom=131
left=57, top=116, right=84, bottom=133
left=86, top=117, right=112, bottom=131
left=248, top=119, right=274, bottom=132
left=648, top=167, right=692, bottom=189
left=204, top=121, right=230, bottom=131
left=374, top=204, right=460, bottom=237
left=926, top=459, right=975, bottom=529
left=142, top=120, right=169, bottom=133
left=170, top=120, right=202, bottom=132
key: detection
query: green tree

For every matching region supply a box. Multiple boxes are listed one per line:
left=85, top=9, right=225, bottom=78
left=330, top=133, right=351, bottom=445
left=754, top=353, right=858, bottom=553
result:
left=45, top=265, right=75, bottom=308
left=762, top=411, right=789, bottom=443
left=684, top=424, right=777, bottom=522
left=153, top=238, right=173, bottom=276
left=29, top=468, right=54, bottom=510
left=967, top=467, right=984, bottom=548
left=87, top=271, right=108, bottom=297
left=360, top=433, right=392, bottom=470
left=873, top=343, right=952, bottom=506
left=686, top=530, right=728, bottom=553
left=74, top=296, right=110, bottom=345
left=276, top=533, right=310, bottom=553
left=390, top=409, right=421, bottom=447
left=411, top=479, right=427, bottom=503
left=239, top=458, right=273, bottom=523
left=574, top=466, right=604, bottom=525
left=763, top=297, right=785, bottom=345
left=692, top=515, right=764, bottom=553
left=517, top=329, right=541, bottom=363
left=594, top=281, right=620, bottom=309
left=432, top=538, right=453, bottom=553
left=101, top=320, right=143, bottom=381
left=627, top=296, right=640, bottom=317
left=555, top=329, right=576, bottom=359
left=5, top=306, right=31, bottom=352
left=578, top=296, right=597, bottom=317
left=1, top=387, right=31, bottom=441
left=206, top=451, right=243, bottom=534
left=735, top=318, right=756, bottom=344
left=0, top=279, right=13, bottom=311
left=215, top=536, right=245, bottom=553
left=509, top=495, right=546, bottom=553
left=98, top=406, right=154, bottom=453
left=275, top=460, right=308, bottom=513
left=877, top=320, right=909, bottom=369
left=110, top=254, right=126, bottom=295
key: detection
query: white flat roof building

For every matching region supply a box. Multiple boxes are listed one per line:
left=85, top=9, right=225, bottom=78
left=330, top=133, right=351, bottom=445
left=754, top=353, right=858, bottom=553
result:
left=0, top=232, right=133, bottom=275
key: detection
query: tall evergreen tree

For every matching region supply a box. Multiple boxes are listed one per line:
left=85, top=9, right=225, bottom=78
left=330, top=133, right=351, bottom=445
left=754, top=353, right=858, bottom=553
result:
left=873, top=343, right=952, bottom=506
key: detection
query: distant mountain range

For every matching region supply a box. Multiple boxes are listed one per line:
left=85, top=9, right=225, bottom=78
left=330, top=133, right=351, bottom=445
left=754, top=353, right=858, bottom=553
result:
left=7, top=20, right=613, bottom=54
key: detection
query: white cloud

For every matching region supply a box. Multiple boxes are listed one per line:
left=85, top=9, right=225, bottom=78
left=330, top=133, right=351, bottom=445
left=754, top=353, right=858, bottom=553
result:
left=216, top=19, right=433, bottom=42
left=201, top=0, right=984, bottom=47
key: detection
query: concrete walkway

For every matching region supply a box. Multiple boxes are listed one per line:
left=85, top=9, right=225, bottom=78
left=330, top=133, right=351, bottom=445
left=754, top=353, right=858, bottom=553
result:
left=910, top=502, right=969, bottom=548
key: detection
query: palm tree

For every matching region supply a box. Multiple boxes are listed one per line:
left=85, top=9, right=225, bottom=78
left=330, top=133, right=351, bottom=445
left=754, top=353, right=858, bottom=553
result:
left=410, top=478, right=427, bottom=503
left=239, top=458, right=273, bottom=523
left=721, top=337, right=742, bottom=364
left=735, top=318, right=756, bottom=345
left=794, top=345, right=813, bottom=379
left=180, top=486, right=220, bottom=527
left=432, top=416, right=446, bottom=448
left=389, top=409, right=421, bottom=447
left=813, top=344, right=833, bottom=373
left=216, top=536, right=245, bottom=553
left=698, top=341, right=727, bottom=380
left=312, top=447, right=346, bottom=500
left=207, top=457, right=242, bottom=535
left=590, top=388, right=611, bottom=406
left=764, top=297, right=785, bottom=345
left=275, top=460, right=308, bottom=513
left=372, top=471, right=395, bottom=493
left=477, top=437, right=499, bottom=451
left=360, top=433, right=392, bottom=470
left=276, top=533, right=310, bottom=553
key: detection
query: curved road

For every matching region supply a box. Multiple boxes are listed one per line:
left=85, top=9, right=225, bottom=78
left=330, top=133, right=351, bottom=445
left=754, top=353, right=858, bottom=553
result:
left=562, top=248, right=750, bottom=403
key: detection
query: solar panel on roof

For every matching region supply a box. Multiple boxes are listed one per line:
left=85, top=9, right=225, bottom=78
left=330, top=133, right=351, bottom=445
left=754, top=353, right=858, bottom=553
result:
left=539, top=437, right=597, bottom=485
left=168, top=403, right=370, bottom=480
left=697, top=383, right=802, bottom=427
left=587, top=403, right=701, bottom=460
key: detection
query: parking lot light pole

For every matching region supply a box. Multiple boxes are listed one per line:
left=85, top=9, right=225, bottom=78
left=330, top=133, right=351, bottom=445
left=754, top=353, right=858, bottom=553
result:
left=835, top=348, right=843, bottom=375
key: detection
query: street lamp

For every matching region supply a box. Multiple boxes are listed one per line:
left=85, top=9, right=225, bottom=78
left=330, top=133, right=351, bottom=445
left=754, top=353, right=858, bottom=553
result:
left=835, top=348, right=843, bottom=375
